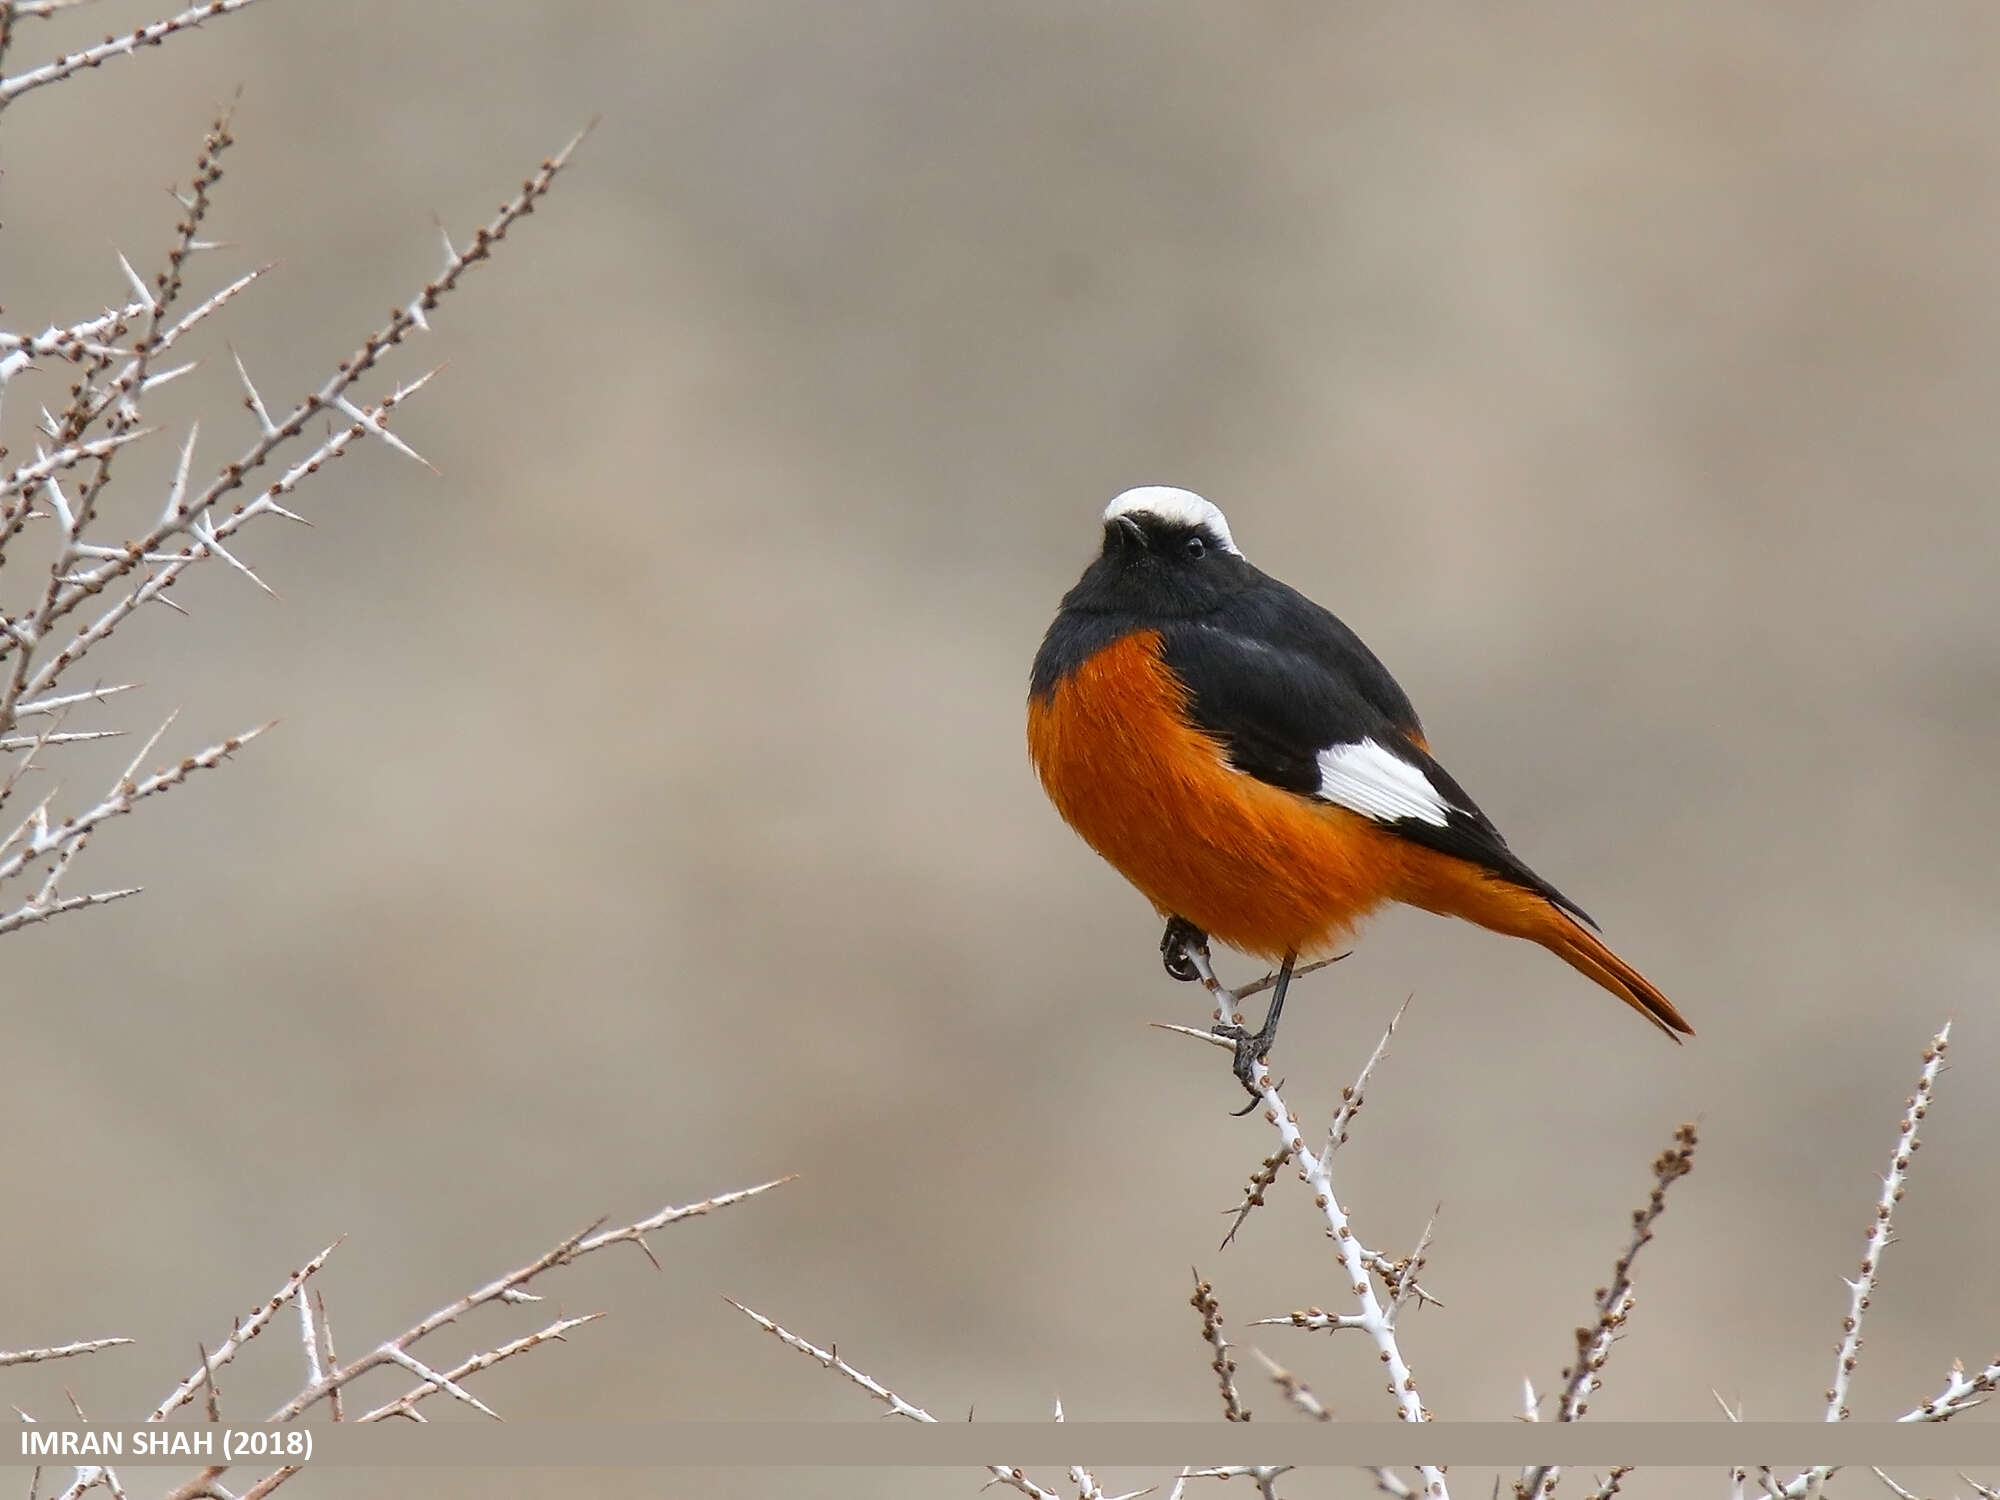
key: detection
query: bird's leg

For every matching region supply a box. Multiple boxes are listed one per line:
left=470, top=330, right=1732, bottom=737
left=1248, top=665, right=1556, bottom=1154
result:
left=1214, top=949, right=1296, bottom=1107
left=1160, top=916, right=1208, bottom=982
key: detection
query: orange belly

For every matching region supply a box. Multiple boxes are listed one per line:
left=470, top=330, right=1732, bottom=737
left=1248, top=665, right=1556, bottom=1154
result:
left=1027, top=629, right=1408, bottom=961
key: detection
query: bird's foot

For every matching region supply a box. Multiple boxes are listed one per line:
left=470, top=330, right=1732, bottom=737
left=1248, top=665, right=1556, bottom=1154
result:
left=1212, top=949, right=1295, bottom=1115
left=1211, top=1018, right=1280, bottom=1113
left=1161, top=916, right=1208, bottom=982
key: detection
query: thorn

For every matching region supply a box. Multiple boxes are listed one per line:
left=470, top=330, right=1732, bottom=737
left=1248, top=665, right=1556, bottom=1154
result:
left=140, top=360, right=197, bottom=394
left=116, top=253, right=156, bottom=312
left=191, top=514, right=276, bottom=597
left=160, top=421, right=199, bottom=522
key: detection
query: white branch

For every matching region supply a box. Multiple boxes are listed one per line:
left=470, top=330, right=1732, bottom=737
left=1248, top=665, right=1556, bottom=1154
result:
left=351, top=1314, right=600, bottom=1424
left=150, top=1238, right=342, bottom=1421
left=1825, top=1026, right=1950, bottom=1420
left=267, top=1178, right=790, bottom=1421
left=727, top=1300, right=1062, bottom=1500
left=1179, top=946, right=1448, bottom=1500
left=0, top=0, right=274, bottom=109
left=0, top=721, right=266, bottom=934
left=1768, top=1026, right=1970, bottom=1500
left=36, top=130, right=591, bottom=639
left=0, top=1337, right=132, bottom=1368
left=379, top=1347, right=498, bottom=1420
left=1517, top=1123, right=1697, bottom=1500
left=1898, top=1357, right=1999, bottom=1422
left=293, top=1287, right=322, bottom=1390
left=3, top=430, right=153, bottom=503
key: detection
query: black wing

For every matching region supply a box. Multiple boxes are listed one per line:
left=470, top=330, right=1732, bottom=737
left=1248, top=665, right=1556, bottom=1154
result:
left=1157, top=619, right=1596, bottom=927
left=1209, top=577, right=1427, bottom=743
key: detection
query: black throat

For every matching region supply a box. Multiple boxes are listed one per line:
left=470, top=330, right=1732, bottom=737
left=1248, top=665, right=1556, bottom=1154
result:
left=1029, top=609, right=1146, bottom=703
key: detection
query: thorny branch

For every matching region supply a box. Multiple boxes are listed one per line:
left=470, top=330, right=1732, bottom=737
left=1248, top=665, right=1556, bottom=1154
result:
left=727, top=1300, right=1065, bottom=1500
left=0, top=8, right=592, bottom=941
left=1189, top=1271, right=1250, bottom=1422
left=1167, top=947, right=1451, bottom=1500
left=1771, top=1026, right=1963, bottom=1500
left=17, top=1181, right=787, bottom=1500
left=0, top=0, right=273, bottom=111
left=1516, top=1122, right=1698, bottom=1500
left=0, top=1337, right=131, bottom=1368
left=1826, top=1029, right=1949, bottom=1421
left=265, top=1178, right=791, bottom=1424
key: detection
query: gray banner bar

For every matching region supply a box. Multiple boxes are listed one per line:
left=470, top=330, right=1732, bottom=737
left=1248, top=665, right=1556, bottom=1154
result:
left=8, top=1423, right=2000, bottom=1468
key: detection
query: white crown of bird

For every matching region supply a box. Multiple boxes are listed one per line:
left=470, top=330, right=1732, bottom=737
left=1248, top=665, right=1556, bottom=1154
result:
left=1102, top=486, right=1242, bottom=557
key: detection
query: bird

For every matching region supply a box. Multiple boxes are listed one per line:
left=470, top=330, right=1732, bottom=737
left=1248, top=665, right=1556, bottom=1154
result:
left=1026, top=485, right=1691, bottom=1098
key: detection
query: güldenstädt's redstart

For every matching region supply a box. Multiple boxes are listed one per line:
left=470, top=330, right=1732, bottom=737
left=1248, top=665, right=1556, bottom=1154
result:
left=1027, top=486, right=1690, bottom=1095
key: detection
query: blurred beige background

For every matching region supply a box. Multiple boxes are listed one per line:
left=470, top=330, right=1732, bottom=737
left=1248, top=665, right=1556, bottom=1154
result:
left=3, top=3, right=1997, bottom=1497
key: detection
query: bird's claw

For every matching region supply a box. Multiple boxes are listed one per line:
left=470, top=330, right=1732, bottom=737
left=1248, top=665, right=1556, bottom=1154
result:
left=1168, top=920, right=1290, bottom=1115
left=1211, top=1020, right=1276, bottom=1112
left=1161, top=916, right=1207, bottom=982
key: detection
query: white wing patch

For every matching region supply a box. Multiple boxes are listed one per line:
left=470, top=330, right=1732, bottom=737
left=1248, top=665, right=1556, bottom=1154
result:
left=1315, top=738, right=1452, bottom=826
left=1103, top=486, right=1242, bottom=556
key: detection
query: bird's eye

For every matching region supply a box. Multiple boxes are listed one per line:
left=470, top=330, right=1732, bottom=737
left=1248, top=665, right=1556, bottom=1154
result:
left=1185, top=535, right=1206, bottom=560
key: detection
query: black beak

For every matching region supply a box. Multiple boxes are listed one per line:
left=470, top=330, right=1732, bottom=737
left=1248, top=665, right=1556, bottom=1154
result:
left=1105, top=515, right=1146, bottom=551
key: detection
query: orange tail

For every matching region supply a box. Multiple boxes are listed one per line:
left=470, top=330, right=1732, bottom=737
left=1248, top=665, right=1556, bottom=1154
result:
left=1537, top=910, right=1693, bottom=1040
left=1393, top=849, right=1693, bottom=1039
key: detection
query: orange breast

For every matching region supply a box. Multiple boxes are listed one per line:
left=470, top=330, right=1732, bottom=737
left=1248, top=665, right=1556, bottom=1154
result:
left=1026, top=629, right=1403, bottom=961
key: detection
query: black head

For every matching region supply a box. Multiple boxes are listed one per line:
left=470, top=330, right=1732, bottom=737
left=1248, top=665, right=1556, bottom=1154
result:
left=1058, top=487, right=1257, bottom=620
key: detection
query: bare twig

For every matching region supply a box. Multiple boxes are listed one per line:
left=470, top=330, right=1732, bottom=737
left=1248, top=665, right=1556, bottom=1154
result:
left=1900, top=1357, right=2000, bottom=1423
left=1773, top=1027, right=1964, bottom=1500
left=0, top=0, right=273, bottom=111
left=353, top=1314, right=600, bottom=1424
left=0, top=1339, right=131, bottom=1369
left=1561, top=1123, right=1699, bottom=1419
left=0, top=89, right=592, bottom=941
left=1219, top=1146, right=1294, bottom=1252
left=1175, top=947, right=1447, bottom=1500
left=726, top=1300, right=1062, bottom=1500
left=1826, top=1027, right=1950, bottom=1420
left=266, top=1178, right=790, bottom=1422
left=196, top=1342, right=219, bottom=1423
left=1517, top=1122, right=1697, bottom=1500
left=1324, top=993, right=1410, bottom=1160
left=1189, top=1271, right=1249, bottom=1422
left=1251, top=1347, right=1328, bottom=1422
left=311, top=1290, right=341, bottom=1423
left=21, top=127, right=595, bottom=661
left=150, top=1239, right=341, bottom=1421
